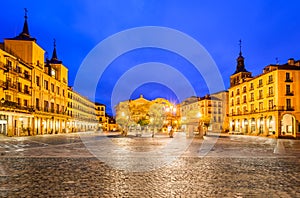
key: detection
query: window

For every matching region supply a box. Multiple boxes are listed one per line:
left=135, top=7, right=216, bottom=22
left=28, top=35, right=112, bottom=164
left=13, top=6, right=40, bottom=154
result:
left=7, top=60, right=12, bottom=67
left=236, top=89, right=240, bottom=95
left=16, top=65, right=21, bottom=73
left=286, top=84, right=291, bottom=94
left=250, top=83, right=254, bottom=90
left=258, top=79, right=263, bottom=87
left=56, top=104, right=59, bottom=113
left=57, top=86, right=60, bottom=95
left=24, top=70, right=30, bottom=79
left=259, top=90, right=263, bottom=99
left=243, top=86, right=246, bottom=93
left=17, top=98, right=21, bottom=106
left=62, top=89, right=65, bottom=97
left=268, top=75, right=273, bottom=83
left=243, top=95, right=247, bottom=103
left=51, top=103, right=54, bottom=112
left=51, top=83, right=55, bottom=92
left=286, top=99, right=291, bottom=109
left=36, top=76, right=40, bottom=86
left=36, top=98, right=39, bottom=110
left=231, top=99, right=234, bottom=106
left=243, top=106, right=247, bottom=112
left=5, top=95, right=11, bottom=101
left=44, top=100, right=49, bottom=111
left=24, top=85, right=29, bottom=94
left=286, top=72, right=290, bottom=81
left=44, top=80, right=48, bottom=90
left=231, top=91, right=234, bottom=97
left=268, top=87, right=273, bottom=96
left=18, top=82, right=22, bottom=92
left=259, top=102, right=263, bottom=111
left=268, top=100, right=273, bottom=110
left=250, top=93, right=254, bottom=101
left=24, top=99, right=28, bottom=107
left=237, top=97, right=240, bottom=105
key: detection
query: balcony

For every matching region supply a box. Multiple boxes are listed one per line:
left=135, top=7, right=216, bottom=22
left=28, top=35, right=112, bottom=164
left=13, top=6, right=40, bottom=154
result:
left=285, top=91, right=294, bottom=96
left=4, top=65, right=18, bottom=74
left=0, top=100, right=34, bottom=112
left=286, top=106, right=294, bottom=111
left=267, top=80, right=273, bottom=84
left=257, top=96, right=263, bottom=100
left=267, top=93, right=274, bottom=98
left=19, top=73, right=32, bottom=81
left=3, top=82, right=17, bottom=91
left=285, top=78, right=293, bottom=82
left=257, top=84, right=263, bottom=88
left=249, top=87, right=254, bottom=91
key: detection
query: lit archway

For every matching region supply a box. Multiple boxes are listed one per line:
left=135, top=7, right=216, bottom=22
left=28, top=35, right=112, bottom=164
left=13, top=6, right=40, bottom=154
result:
left=281, top=114, right=295, bottom=136
left=267, top=116, right=275, bottom=135
left=250, top=118, right=255, bottom=133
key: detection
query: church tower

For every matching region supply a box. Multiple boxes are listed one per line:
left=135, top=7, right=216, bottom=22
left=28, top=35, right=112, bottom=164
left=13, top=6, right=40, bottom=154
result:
left=4, top=8, right=45, bottom=68
left=230, top=40, right=252, bottom=87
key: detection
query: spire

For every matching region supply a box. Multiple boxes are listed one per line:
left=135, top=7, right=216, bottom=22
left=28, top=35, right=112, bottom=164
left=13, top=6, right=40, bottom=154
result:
left=234, top=39, right=248, bottom=74
left=239, top=39, right=242, bottom=56
left=49, top=39, right=62, bottom=64
left=51, top=39, right=58, bottom=60
left=14, top=8, right=36, bottom=41
left=22, top=8, right=29, bottom=36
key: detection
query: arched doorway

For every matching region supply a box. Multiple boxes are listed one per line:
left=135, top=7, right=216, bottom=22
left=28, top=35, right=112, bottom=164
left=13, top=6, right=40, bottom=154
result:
left=236, top=119, right=240, bottom=132
left=250, top=118, right=255, bottom=133
left=231, top=120, right=235, bottom=131
left=243, top=119, right=248, bottom=134
left=258, top=117, right=264, bottom=134
left=281, top=114, right=295, bottom=136
left=267, top=116, right=275, bottom=135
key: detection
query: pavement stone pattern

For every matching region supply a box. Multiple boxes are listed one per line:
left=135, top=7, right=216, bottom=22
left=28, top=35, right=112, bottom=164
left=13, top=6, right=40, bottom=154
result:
left=0, top=132, right=299, bottom=197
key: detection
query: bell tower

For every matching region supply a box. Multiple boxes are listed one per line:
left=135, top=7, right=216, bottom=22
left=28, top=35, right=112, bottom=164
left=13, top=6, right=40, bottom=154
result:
left=230, top=40, right=252, bottom=87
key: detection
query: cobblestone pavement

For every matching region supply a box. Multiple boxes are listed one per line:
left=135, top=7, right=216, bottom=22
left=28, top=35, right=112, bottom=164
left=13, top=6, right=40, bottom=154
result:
left=0, top=132, right=299, bottom=197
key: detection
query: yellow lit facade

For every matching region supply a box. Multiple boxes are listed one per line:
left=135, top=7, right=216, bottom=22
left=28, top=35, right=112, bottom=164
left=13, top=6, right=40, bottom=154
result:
left=0, top=11, right=99, bottom=136
left=180, top=91, right=228, bottom=133
left=228, top=49, right=300, bottom=138
left=95, top=102, right=107, bottom=131
left=115, top=95, right=175, bottom=132
left=67, top=88, right=98, bottom=132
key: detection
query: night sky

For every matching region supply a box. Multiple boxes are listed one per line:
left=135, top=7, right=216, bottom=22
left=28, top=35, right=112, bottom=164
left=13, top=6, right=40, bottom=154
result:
left=1, top=1, right=300, bottom=115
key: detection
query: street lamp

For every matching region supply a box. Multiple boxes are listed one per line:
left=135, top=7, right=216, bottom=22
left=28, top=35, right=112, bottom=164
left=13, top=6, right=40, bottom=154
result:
left=165, top=105, right=177, bottom=138
left=1, top=98, right=5, bottom=106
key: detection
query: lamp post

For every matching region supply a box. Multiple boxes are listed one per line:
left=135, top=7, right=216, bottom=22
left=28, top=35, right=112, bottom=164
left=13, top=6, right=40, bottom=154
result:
left=165, top=105, right=177, bottom=138
left=196, top=112, right=203, bottom=138
left=1, top=98, right=5, bottom=106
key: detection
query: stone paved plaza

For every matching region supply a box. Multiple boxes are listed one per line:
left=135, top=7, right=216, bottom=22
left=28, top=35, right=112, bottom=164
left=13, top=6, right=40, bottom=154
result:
left=0, top=132, right=299, bottom=197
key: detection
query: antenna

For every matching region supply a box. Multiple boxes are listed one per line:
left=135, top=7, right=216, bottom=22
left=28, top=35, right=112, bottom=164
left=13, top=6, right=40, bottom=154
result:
left=239, top=39, right=242, bottom=56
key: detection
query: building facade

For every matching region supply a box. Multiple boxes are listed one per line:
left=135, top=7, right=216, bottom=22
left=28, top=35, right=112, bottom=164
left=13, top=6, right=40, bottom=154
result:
left=228, top=48, right=300, bottom=138
left=67, top=88, right=98, bottom=132
left=95, top=102, right=107, bottom=131
left=0, top=11, right=98, bottom=136
left=115, top=95, right=175, bottom=132
left=180, top=91, right=228, bottom=133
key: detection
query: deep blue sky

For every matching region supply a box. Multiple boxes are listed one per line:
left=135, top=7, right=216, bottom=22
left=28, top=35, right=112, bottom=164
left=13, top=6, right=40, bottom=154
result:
left=1, top=1, right=300, bottom=115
